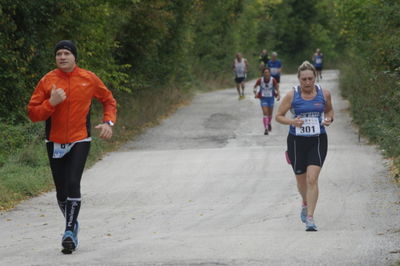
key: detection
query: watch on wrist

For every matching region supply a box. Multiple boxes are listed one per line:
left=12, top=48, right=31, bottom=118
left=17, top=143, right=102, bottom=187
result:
left=104, top=120, right=114, bottom=127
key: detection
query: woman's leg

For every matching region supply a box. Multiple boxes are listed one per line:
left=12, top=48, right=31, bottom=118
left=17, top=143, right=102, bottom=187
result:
left=306, top=134, right=327, bottom=217
left=295, top=173, right=307, bottom=204
left=287, top=134, right=310, bottom=223
left=296, top=172, right=308, bottom=223
left=261, top=106, right=269, bottom=129
left=266, top=106, right=273, bottom=130
left=305, top=165, right=322, bottom=217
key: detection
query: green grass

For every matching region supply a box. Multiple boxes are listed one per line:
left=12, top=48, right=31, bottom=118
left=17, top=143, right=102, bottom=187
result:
left=0, top=144, right=53, bottom=210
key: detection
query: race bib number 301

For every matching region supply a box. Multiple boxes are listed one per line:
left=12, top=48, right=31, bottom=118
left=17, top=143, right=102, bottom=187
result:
left=295, top=117, right=320, bottom=136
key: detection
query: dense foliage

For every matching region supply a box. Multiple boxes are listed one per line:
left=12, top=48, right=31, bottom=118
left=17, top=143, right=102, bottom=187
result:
left=260, top=0, right=340, bottom=64
left=0, top=0, right=341, bottom=124
left=0, top=0, right=129, bottom=121
left=336, top=0, right=400, bottom=170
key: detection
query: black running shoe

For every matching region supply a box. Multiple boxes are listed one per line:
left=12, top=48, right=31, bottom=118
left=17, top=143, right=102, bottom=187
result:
left=61, top=230, right=78, bottom=254
left=264, top=129, right=269, bottom=135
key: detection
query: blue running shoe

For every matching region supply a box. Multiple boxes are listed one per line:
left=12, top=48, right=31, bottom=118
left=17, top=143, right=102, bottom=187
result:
left=61, top=230, right=78, bottom=254
left=301, top=205, right=307, bottom=223
left=305, top=216, right=317, bottom=231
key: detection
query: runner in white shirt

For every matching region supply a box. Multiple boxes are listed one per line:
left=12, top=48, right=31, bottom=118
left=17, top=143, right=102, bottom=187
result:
left=233, top=53, right=248, bottom=100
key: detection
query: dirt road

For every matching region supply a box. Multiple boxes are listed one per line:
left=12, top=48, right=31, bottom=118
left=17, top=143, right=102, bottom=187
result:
left=1, top=70, right=399, bottom=265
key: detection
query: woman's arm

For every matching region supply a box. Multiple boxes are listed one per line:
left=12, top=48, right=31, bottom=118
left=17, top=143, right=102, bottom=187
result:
left=274, top=81, right=280, bottom=101
left=322, top=89, right=334, bottom=126
left=276, top=91, right=293, bottom=124
left=275, top=90, right=304, bottom=127
left=253, top=78, right=260, bottom=89
left=253, top=78, right=261, bottom=95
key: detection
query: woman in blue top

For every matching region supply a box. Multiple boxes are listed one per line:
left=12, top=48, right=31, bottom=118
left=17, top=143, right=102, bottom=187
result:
left=253, top=67, right=280, bottom=135
left=276, top=61, right=334, bottom=231
left=267, top=52, right=282, bottom=83
left=312, top=48, right=324, bottom=81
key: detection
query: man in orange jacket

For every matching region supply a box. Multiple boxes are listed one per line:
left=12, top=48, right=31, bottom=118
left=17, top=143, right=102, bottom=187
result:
left=28, top=40, right=117, bottom=254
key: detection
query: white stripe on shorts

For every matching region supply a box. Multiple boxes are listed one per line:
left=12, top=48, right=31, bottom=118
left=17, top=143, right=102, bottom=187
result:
left=317, top=135, right=322, bottom=166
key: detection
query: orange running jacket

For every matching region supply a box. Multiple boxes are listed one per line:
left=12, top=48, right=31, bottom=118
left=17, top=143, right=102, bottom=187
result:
left=28, top=66, right=117, bottom=144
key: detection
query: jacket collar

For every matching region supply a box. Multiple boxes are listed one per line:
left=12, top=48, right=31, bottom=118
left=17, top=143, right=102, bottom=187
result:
left=55, top=66, right=79, bottom=77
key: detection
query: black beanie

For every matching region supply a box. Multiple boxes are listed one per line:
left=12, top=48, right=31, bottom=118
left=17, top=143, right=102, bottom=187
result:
left=54, top=40, right=77, bottom=59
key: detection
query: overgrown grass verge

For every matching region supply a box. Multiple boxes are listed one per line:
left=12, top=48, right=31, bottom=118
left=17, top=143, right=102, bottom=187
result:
left=339, top=57, right=400, bottom=183
left=0, top=76, right=233, bottom=210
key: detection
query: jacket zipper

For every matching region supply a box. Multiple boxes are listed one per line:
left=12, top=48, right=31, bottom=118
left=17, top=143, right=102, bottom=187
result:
left=65, top=75, right=70, bottom=143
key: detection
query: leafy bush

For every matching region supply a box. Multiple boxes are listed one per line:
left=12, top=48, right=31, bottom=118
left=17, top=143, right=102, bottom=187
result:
left=337, top=0, right=400, bottom=169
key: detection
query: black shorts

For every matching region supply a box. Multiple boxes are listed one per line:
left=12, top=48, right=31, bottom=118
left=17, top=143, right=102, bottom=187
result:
left=235, top=77, right=245, bottom=84
left=286, top=133, right=328, bottom=175
left=315, top=66, right=323, bottom=71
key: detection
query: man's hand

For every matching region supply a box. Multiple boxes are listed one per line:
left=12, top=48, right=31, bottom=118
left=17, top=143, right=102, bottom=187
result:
left=95, top=123, right=113, bottom=139
left=49, top=84, right=66, bottom=106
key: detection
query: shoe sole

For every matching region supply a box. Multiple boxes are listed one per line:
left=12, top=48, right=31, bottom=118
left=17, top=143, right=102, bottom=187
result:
left=61, top=238, right=76, bottom=254
left=306, top=227, right=317, bottom=232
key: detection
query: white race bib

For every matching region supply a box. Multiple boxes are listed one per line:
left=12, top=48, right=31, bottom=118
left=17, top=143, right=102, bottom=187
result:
left=262, top=89, right=273, bottom=97
left=53, top=143, right=75, bottom=158
left=51, top=137, right=92, bottom=158
left=316, top=58, right=322, bottom=64
left=295, top=117, right=320, bottom=136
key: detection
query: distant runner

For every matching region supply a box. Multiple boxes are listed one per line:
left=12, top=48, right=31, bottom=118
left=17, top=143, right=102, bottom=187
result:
left=267, top=52, right=282, bottom=83
left=253, top=67, right=280, bottom=135
left=312, top=48, right=324, bottom=81
left=258, top=49, right=270, bottom=73
left=275, top=61, right=334, bottom=231
left=233, top=53, right=248, bottom=100
left=28, top=40, right=117, bottom=254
